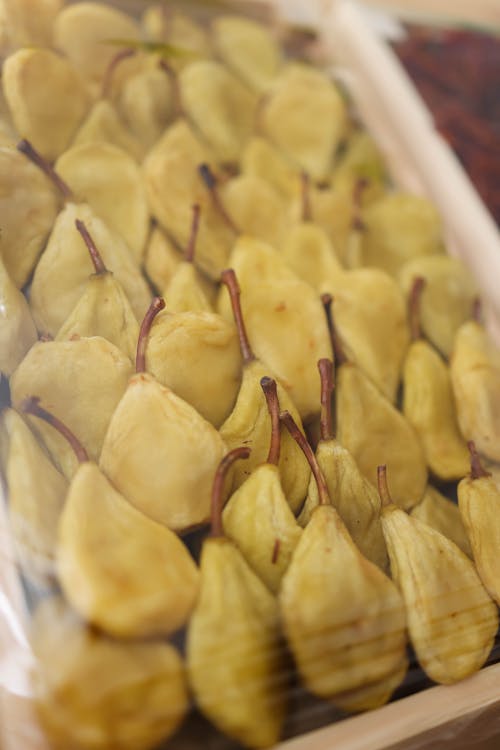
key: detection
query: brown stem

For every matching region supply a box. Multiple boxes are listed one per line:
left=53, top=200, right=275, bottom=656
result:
left=472, top=297, right=483, bottom=324
left=75, top=220, right=108, bottom=275
left=211, top=447, right=251, bottom=537
left=184, top=204, right=201, bottom=264
left=260, top=377, right=281, bottom=466
left=321, top=293, right=348, bottom=365
left=318, top=358, right=335, bottom=441
left=280, top=410, right=330, bottom=506
left=198, top=163, right=239, bottom=234
left=136, top=297, right=165, bottom=373
left=17, top=140, right=73, bottom=201
left=468, top=441, right=491, bottom=479
left=271, top=539, right=280, bottom=564
left=101, top=48, right=136, bottom=99
left=158, top=59, right=183, bottom=117
left=220, top=269, right=255, bottom=365
left=409, top=276, right=426, bottom=342
left=20, top=397, right=88, bottom=464
left=377, top=465, right=392, bottom=507
left=352, top=178, right=368, bottom=232
left=301, top=171, right=312, bottom=222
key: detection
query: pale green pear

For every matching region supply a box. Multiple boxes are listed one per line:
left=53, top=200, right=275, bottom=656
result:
left=0, top=255, right=37, bottom=376
left=220, top=174, right=288, bottom=249
left=0, top=0, right=62, bottom=51
left=71, top=99, right=145, bottom=162
left=411, top=486, right=472, bottom=558
left=332, top=130, right=387, bottom=197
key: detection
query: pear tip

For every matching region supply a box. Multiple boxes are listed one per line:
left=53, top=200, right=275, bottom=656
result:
left=467, top=441, right=491, bottom=480
left=75, top=219, right=108, bottom=275
left=260, top=377, right=281, bottom=466
left=220, top=268, right=255, bottom=365
left=280, top=410, right=330, bottom=506
left=377, top=465, right=393, bottom=507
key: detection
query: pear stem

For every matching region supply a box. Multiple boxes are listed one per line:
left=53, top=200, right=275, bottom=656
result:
left=211, top=447, right=251, bottom=537
left=20, top=396, right=88, bottom=464
left=184, top=204, right=201, bottom=264
left=272, top=539, right=280, bottom=564
left=158, top=59, right=184, bottom=117
left=280, top=410, right=330, bottom=506
left=260, top=377, right=281, bottom=466
left=101, top=48, right=135, bottom=99
left=220, top=269, right=255, bottom=365
left=352, top=178, right=368, bottom=232
left=377, top=465, right=393, bottom=508
left=318, top=358, right=335, bottom=441
left=301, top=171, right=312, bottom=222
left=136, top=297, right=166, bottom=374
left=472, top=297, right=483, bottom=325
left=75, top=220, right=108, bottom=275
left=198, top=163, right=239, bottom=234
left=468, top=441, right=491, bottom=480
left=409, top=276, right=426, bottom=342
left=17, top=140, right=73, bottom=201
left=321, top=293, right=348, bottom=366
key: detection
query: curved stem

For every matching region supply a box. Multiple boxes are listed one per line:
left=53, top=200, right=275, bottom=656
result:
left=409, top=276, right=426, bottom=342
left=260, top=377, right=281, bottom=466
left=211, top=447, right=251, bottom=537
left=377, top=465, right=392, bottom=508
left=280, top=410, right=330, bottom=505
left=468, top=441, right=491, bottom=480
left=318, top=358, right=335, bottom=441
left=101, top=48, right=136, bottom=99
left=321, top=293, right=348, bottom=366
left=184, top=204, right=201, bottom=264
left=220, top=269, right=255, bottom=365
left=136, top=297, right=166, bottom=373
left=75, top=220, right=108, bottom=275
left=301, top=171, right=312, bottom=222
left=20, top=396, right=88, bottom=464
left=17, top=140, right=73, bottom=201
left=197, top=163, right=239, bottom=234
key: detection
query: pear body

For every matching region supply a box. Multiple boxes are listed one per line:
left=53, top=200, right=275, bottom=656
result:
left=163, top=262, right=213, bottom=314
left=71, top=99, right=145, bottom=163
left=411, top=486, right=472, bottom=558
left=118, top=67, right=173, bottom=151
left=241, top=136, right=298, bottom=200
left=333, top=657, right=408, bottom=713
left=187, top=539, right=285, bottom=749
left=58, top=462, right=199, bottom=638
left=0, top=255, right=37, bottom=376
left=100, top=374, right=226, bottom=532
left=381, top=506, right=498, bottom=683
left=337, top=364, right=427, bottom=509
left=221, top=174, right=288, bottom=249
left=0, top=0, right=62, bottom=51
left=223, top=463, right=302, bottom=593
left=403, top=339, right=469, bottom=480
left=280, top=506, right=407, bottom=699
left=143, top=227, right=182, bottom=292
left=458, top=474, right=500, bottom=605
left=281, top=222, right=342, bottom=289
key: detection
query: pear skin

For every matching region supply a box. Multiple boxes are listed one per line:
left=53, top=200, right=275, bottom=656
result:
left=0, top=255, right=37, bottom=376
left=117, top=67, right=174, bottom=151
left=282, top=222, right=342, bottom=290
left=241, top=136, right=298, bottom=200
left=71, top=99, right=145, bottom=163
left=0, top=0, right=63, bottom=51
left=164, top=263, right=213, bottom=313
left=411, top=486, right=472, bottom=558
left=333, top=656, right=408, bottom=713
left=221, top=174, right=288, bottom=250
left=143, top=227, right=183, bottom=292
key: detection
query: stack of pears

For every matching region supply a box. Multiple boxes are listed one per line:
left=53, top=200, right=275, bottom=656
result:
left=1, top=2, right=499, bottom=748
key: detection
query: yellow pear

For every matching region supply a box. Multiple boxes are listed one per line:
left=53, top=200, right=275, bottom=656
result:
left=332, top=130, right=387, bottom=199
left=0, top=254, right=37, bottom=376
left=411, top=485, right=472, bottom=558
left=0, top=0, right=62, bottom=51
left=187, top=447, right=286, bottom=749
left=2, top=407, right=67, bottom=587
left=55, top=219, right=139, bottom=361
left=241, top=135, right=298, bottom=200
left=220, top=173, right=288, bottom=249
left=71, top=99, right=145, bottom=162
left=458, top=442, right=500, bottom=605
left=403, top=277, right=469, bottom=480
left=118, top=65, right=174, bottom=151
left=279, top=412, right=408, bottom=706
left=141, top=7, right=211, bottom=63
left=218, top=269, right=310, bottom=512
left=31, top=596, right=189, bottom=750
left=450, top=319, right=500, bottom=462
left=143, top=225, right=183, bottom=291
left=333, top=658, right=408, bottom=713
left=11, top=336, right=132, bottom=478
left=379, top=465, right=498, bottom=684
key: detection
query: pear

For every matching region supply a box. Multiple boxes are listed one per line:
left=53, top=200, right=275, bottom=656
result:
left=279, top=411, right=408, bottom=707
left=100, top=298, right=227, bottom=532
left=458, top=442, right=500, bottom=605
left=71, top=99, right=145, bottom=163
left=3, top=48, right=89, bottom=161
left=56, top=141, right=150, bottom=263
left=241, top=136, right=298, bottom=200
left=218, top=268, right=310, bottom=512
left=220, top=174, right=288, bottom=249
left=0, top=254, right=37, bottom=376
left=11, top=336, right=132, bottom=478
left=260, top=63, right=347, bottom=181
left=223, top=377, right=302, bottom=594
left=143, top=119, right=235, bottom=280
left=379, top=465, right=498, bottom=684
left=117, top=65, right=174, bottom=151
left=55, top=219, right=139, bottom=361
left=333, top=658, right=408, bottom=714
left=332, top=130, right=387, bottom=199
left=299, top=359, right=388, bottom=572
left=179, top=59, right=257, bottom=163
left=143, top=225, right=182, bottom=291
left=187, top=446, right=286, bottom=749
left=31, top=596, right=189, bottom=750
left=212, top=15, right=282, bottom=92
left=2, top=407, right=67, bottom=587
left=361, top=193, right=443, bottom=276
left=402, top=277, right=469, bottom=480
left=398, top=255, right=478, bottom=357
left=411, top=485, right=472, bottom=558
left=450, top=319, right=500, bottom=462
left=0, top=0, right=62, bottom=51
left=141, top=7, right=211, bottom=63
left=0, top=144, right=59, bottom=288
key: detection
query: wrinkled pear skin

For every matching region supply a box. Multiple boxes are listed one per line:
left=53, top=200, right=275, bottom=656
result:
left=333, top=657, right=408, bottom=713
left=337, top=364, right=427, bottom=509
left=163, top=263, right=213, bottom=315
left=11, top=337, right=133, bottom=479
left=280, top=506, right=407, bottom=699
left=31, top=597, right=189, bottom=750
left=223, top=464, right=302, bottom=594
left=0, top=255, right=37, bottom=376
left=411, top=486, right=472, bottom=558
left=100, top=374, right=226, bottom=532
left=381, top=507, right=498, bottom=684
left=458, top=474, right=500, bottom=605
left=58, top=462, right=199, bottom=639
left=187, top=539, right=285, bottom=749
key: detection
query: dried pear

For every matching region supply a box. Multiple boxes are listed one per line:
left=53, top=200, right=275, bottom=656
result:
left=411, top=485, right=472, bottom=558
left=71, top=99, right=145, bottom=163
left=221, top=174, right=288, bottom=249
left=0, top=254, right=37, bottom=376
left=241, top=136, right=298, bottom=200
